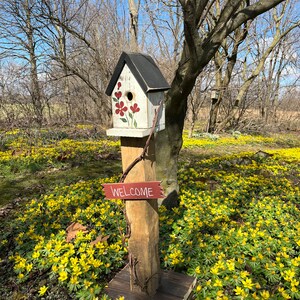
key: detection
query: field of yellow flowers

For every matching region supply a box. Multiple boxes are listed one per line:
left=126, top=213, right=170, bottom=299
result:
left=0, top=127, right=299, bottom=299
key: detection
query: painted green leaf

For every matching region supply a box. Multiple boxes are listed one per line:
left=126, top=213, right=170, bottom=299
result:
left=113, top=97, right=118, bottom=102
left=129, top=112, right=133, bottom=119
left=120, top=118, right=127, bottom=123
left=134, top=120, right=138, bottom=128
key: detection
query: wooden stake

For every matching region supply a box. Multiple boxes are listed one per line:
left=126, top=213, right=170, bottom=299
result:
left=121, top=136, right=160, bottom=296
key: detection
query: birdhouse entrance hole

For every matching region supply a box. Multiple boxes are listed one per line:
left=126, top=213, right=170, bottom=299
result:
left=126, top=91, right=134, bottom=101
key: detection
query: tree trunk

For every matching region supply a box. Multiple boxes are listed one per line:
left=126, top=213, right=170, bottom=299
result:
left=26, top=0, right=43, bottom=126
left=156, top=58, right=196, bottom=207
left=188, top=121, right=195, bottom=138
left=207, top=98, right=221, bottom=133
left=55, top=0, right=71, bottom=121
left=128, top=0, right=139, bottom=51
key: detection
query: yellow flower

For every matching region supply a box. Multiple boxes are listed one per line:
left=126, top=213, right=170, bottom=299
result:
left=282, top=269, right=295, bottom=281
left=72, top=264, right=82, bottom=276
left=91, top=258, right=103, bottom=268
left=60, top=255, right=69, bottom=266
left=240, top=271, right=249, bottom=278
left=291, top=258, right=300, bottom=267
left=213, top=278, right=223, bottom=287
left=70, top=276, right=79, bottom=285
left=16, top=258, right=26, bottom=269
left=211, top=265, right=219, bottom=275
left=32, top=251, right=40, bottom=259
left=278, top=287, right=291, bottom=299
left=234, top=286, right=247, bottom=298
left=26, top=263, right=33, bottom=272
left=291, top=286, right=298, bottom=293
left=91, top=272, right=98, bottom=280
left=169, top=249, right=184, bottom=265
left=242, top=278, right=254, bottom=290
left=54, top=242, right=63, bottom=252
left=58, top=270, right=68, bottom=282
left=258, top=253, right=264, bottom=260
left=206, top=280, right=212, bottom=286
left=252, top=292, right=259, bottom=299
left=291, top=279, right=299, bottom=287
left=260, top=290, right=270, bottom=299
left=84, top=280, right=92, bottom=289
left=196, top=285, right=202, bottom=292
left=38, top=285, right=48, bottom=296
left=226, top=259, right=235, bottom=271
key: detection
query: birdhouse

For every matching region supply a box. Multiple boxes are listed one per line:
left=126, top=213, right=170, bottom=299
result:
left=105, top=52, right=170, bottom=137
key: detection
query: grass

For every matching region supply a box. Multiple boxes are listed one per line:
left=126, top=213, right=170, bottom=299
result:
left=0, top=127, right=299, bottom=299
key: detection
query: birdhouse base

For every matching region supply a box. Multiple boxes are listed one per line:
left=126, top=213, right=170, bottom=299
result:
left=105, top=264, right=197, bottom=300
left=106, top=125, right=164, bottom=138
left=106, top=128, right=152, bottom=138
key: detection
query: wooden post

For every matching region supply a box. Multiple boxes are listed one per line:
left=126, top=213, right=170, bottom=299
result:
left=121, top=136, right=160, bottom=296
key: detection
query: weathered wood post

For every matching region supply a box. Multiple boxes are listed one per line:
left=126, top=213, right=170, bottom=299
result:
left=104, top=52, right=169, bottom=296
left=121, top=136, right=160, bottom=294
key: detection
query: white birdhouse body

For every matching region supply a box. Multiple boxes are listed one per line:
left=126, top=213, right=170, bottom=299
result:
left=106, top=52, right=169, bottom=138
left=111, top=64, right=149, bottom=130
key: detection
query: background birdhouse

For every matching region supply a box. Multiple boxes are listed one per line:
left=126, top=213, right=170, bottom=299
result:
left=105, top=52, right=170, bottom=138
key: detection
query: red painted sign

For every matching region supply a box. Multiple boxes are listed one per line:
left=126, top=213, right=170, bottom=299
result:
left=102, top=181, right=164, bottom=200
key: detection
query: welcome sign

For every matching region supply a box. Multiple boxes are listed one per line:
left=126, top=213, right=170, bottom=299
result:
left=102, top=181, right=164, bottom=200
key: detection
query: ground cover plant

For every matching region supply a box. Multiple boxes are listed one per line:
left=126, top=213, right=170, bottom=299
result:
left=0, top=128, right=299, bottom=299
left=0, top=126, right=121, bottom=206
left=0, top=126, right=120, bottom=173
left=161, top=147, right=300, bottom=299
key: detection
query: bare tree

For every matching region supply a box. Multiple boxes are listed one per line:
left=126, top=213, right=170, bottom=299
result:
left=155, top=0, right=287, bottom=205
left=216, top=0, right=300, bottom=131
left=206, top=1, right=251, bottom=133
left=143, top=0, right=183, bottom=70
left=0, top=0, right=45, bottom=126
left=39, top=0, right=128, bottom=124
left=0, top=62, right=22, bottom=125
left=49, top=0, right=72, bottom=120
left=187, top=71, right=211, bottom=137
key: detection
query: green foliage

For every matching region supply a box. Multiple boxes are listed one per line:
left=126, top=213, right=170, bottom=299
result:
left=192, top=132, right=220, bottom=140
left=160, top=148, right=300, bottom=299
left=231, top=130, right=242, bottom=139
left=0, top=127, right=120, bottom=177
left=1, top=128, right=299, bottom=299
left=6, top=177, right=127, bottom=299
left=183, top=131, right=300, bottom=149
left=0, top=126, right=121, bottom=207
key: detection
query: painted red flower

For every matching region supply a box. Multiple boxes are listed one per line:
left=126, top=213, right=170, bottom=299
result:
left=117, top=82, right=122, bottom=89
left=115, top=91, right=122, bottom=99
left=115, top=101, right=128, bottom=116
left=130, top=103, right=140, bottom=113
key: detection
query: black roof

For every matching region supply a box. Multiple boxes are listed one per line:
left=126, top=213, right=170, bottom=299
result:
left=105, top=52, right=170, bottom=96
